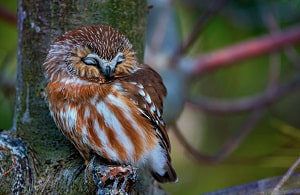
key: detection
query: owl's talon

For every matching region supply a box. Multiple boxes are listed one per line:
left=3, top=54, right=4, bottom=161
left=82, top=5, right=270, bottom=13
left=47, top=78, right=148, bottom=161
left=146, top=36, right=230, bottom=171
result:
left=87, top=157, right=137, bottom=194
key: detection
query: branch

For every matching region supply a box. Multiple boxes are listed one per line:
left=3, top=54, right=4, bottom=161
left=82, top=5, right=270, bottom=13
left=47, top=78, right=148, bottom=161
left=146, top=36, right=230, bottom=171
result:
left=170, top=0, right=228, bottom=67
left=171, top=108, right=263, bottom=164
left=187, top=75, right=300, bottom=114
left=204, top=172, right=300, bottom=194
left=263, top=6, right=300, bottom=70
left=272, top=156, right=300, bottom=193
left=186, top=25, right=300, bottom=75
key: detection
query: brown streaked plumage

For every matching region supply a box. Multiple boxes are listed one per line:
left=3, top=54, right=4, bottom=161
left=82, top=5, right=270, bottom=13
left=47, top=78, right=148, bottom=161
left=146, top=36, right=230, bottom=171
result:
left=43, top=24, right=177, bottom=183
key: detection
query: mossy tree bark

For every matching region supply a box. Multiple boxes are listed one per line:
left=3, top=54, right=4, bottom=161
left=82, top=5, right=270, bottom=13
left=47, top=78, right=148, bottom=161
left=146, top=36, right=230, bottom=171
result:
left=0, top=0, right=165, bottom=194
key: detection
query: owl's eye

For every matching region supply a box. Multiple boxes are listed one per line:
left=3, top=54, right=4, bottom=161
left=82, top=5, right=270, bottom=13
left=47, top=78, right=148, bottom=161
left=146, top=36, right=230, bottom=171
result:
left=82, top=54, right=103, bottom=66
left=81, top=52, right=125, bottom=78
left=83, top=58, right=98, bottom=66
left=115, top=52, right=124, bottom=65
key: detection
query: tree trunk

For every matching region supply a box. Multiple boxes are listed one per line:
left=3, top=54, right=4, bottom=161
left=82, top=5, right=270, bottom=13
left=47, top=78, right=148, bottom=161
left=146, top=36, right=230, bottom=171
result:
left=0, top=0, right=165, bottom=194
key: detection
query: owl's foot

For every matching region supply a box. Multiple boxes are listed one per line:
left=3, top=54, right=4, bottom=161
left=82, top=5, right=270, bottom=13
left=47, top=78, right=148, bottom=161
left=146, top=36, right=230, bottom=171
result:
left=96, top=164, right=138, bottom=194
left=85, top=156, right=138, bottom=195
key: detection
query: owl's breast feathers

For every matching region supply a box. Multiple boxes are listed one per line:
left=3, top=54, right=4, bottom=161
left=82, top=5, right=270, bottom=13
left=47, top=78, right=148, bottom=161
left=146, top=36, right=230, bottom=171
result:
left=46, top=64, right=170, bottom=162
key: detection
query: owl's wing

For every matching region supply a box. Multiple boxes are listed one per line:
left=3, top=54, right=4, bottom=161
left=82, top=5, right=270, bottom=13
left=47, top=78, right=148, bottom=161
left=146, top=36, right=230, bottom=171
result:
left=117, top=64, right=177, bottom=182
left=119, top=64, right=170, bottom=152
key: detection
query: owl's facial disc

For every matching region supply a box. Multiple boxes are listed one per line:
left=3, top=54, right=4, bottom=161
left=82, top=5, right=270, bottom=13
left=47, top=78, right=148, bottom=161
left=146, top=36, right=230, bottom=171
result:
left=82, top=52, right=124, bottom=78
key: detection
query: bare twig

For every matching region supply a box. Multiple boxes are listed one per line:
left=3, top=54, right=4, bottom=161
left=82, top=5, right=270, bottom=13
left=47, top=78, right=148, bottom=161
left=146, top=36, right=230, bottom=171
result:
left=171, top=123, right=216, bottom=164
left=171, top=108, right=264, bottom=164
left=204, top=173, right=300, bottom=194
left=170, top=0, right=228, bottom=67
left=186, top=25, right=300, bottom=75
left=263, top=6, right=300, bottom=70
left=215, top=109, right=264, bottom=162
left=187, top=75, right=300, bottom=114
left=263, top=8, right=300, bottom=194
left=272, top=156, right=300, bottom=194
left=187, top=11, right=300, bottom=114
left=262, top=5, right=281, bottom=92
left=267, top=52, right=280, bottom=92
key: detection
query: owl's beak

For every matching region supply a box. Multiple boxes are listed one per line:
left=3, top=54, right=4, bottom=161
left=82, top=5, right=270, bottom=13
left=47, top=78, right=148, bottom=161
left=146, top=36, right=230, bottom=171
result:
left=104, top=66, right=112, bottom=78
left=82, top=53, right=117, bottom=78
left=100, top=52, right=124, bottom=78
left=101, top=61, right=116, bottom=78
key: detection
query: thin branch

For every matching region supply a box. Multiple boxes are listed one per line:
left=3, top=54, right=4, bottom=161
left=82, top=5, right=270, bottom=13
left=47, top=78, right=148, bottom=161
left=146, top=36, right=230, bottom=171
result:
left=263, top=7, right=300, bottom=194
left=187, top=75, right=300, bottom=114
left=204, top=173, right=300, bottom=194
left=171, top=123, right=216, bottom=164
left=272, top=156, right=300, bottom=194
left=267, top=52, right=281, bottom=91
left=169, top=0, right=228, bottom=67
left=263, top=6, right=300, bottom=70
left=171, top=108, right=263, bottom=164
left=186, top=25, right=300, bottom=75
left=262, top=4, right=281, bottom=100
left=214, top=109, right=264, bottom=162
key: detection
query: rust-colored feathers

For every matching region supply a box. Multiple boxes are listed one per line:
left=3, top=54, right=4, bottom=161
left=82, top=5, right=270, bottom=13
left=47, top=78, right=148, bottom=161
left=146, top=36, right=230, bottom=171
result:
left=43, top=25, right=177, bottom=183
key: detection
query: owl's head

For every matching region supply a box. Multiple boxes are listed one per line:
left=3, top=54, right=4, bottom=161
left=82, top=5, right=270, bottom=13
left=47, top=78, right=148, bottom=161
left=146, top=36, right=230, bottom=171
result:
left=44, top=25, right=138, bottom=83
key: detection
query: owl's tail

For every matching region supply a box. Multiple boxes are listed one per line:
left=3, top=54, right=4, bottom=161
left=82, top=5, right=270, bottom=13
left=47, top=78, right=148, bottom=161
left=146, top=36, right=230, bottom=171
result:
left=151, top=161, right=178, bottom=183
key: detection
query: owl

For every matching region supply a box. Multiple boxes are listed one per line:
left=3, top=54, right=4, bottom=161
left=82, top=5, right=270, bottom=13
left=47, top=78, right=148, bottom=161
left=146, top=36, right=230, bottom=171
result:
left=43, top=25, right=177, bottom=183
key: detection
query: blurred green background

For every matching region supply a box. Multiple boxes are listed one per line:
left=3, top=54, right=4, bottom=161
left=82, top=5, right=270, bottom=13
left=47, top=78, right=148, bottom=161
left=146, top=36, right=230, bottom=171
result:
left=1, top=0, right=300, bottom=194
left=0, top=0, right=17, bottom=130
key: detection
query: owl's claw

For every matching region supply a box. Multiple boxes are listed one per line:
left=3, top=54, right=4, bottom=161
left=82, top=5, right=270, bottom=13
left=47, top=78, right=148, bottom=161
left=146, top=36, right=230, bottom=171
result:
left=85, top=156, right=137, bottom=195
left=96, top=164, right=137, bottom=195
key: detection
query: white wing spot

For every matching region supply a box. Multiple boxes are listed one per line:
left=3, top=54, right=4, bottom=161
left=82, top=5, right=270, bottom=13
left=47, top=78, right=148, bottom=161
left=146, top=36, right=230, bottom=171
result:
left=129, top=81, right=137, bottom=85
left=144, top=93, right=152, bottom=104
left=138, top=89, right=146, bottom=97
left=136, top=83, right=144, bottom=89
left=157, top=120, right=161, bottom=125
left=150, top=105, right=156, bottom=114
left=157, top=109, right=161, bottom=118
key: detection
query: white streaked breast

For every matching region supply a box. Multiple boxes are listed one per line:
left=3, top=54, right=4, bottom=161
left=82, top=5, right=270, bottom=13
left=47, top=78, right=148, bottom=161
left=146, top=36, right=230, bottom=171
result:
left=93, top=120, right=119, bottom=160
left=95, top=99, right=134, bottom=161
left=106, top=94, right=146, bottom=141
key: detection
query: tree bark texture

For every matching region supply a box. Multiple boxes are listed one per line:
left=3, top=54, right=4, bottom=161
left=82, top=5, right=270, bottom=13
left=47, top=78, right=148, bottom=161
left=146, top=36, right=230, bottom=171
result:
left=0, top=0, right=165, bottom=194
